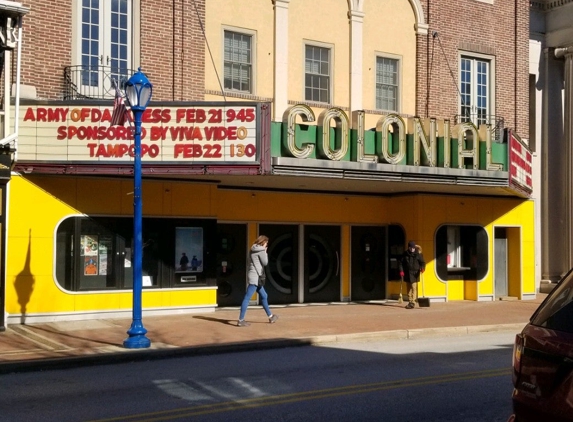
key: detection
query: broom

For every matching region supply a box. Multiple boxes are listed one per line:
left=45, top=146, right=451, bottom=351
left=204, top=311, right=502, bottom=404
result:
left=418, top=271, right=430, bottom=307
left=416, top=244, right=430, bottom=307
left=399, top=275, right=404, bottom=304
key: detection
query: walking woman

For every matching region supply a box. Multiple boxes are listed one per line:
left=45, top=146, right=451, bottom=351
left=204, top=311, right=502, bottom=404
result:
left=237, top=235, right=279, bottom=327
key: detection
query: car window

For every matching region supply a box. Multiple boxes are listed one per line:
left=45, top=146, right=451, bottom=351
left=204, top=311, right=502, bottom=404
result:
left=531, top=269, right=573, bottom=333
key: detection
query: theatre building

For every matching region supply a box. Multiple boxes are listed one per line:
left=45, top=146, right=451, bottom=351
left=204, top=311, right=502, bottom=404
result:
left=1, top=0, right=532, bottom=326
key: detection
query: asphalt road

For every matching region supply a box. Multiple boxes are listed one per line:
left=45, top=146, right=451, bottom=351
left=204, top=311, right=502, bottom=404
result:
left=0, top=331, right=516, bottom=422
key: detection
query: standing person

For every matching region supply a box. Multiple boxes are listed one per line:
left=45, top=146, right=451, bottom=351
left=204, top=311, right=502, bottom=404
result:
left=399, top=240, right=426, bottom=309
left=237, top=235, right=279, bottom=327
left=179, top=252, right=189, bottom=270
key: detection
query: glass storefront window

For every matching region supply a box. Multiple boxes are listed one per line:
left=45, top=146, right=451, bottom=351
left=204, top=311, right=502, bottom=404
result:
left=435, top=225, right=488, bottom=281
left=55, top=216, right=216, bottom=291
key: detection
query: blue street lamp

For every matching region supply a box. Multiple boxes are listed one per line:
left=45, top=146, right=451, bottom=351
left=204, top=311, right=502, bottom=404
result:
left=123, top=68, right=152, bottom=349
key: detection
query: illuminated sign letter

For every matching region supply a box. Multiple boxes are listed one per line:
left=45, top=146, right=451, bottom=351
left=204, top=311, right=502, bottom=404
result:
left=353, top=110, right=377, bottom=163
left=410, top=117, right=437, bottom=167
left=317, top=108, right=349, bottom=161
left=438, top=120, right=451, bottom=168
left=376, top=114, right=406, bottom=165
left=455, top=122, right=479, bottom=169
left=480, top=124, right=503, bottom=171
left=284, top=104, right=315, bottom=159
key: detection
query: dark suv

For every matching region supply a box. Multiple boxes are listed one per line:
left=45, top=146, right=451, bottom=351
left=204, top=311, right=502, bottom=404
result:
left=509, top=269, right=573, bottom=421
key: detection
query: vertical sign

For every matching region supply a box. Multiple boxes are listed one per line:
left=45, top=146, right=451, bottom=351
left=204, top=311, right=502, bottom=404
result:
left=508, top=130, right=533, bottom=196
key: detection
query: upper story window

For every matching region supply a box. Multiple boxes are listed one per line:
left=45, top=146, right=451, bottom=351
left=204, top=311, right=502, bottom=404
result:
left=305, top=44, right=330, bottom=103
left=376, top=56, right=399, bottom=112
left=73, top=0, right=132, bottom=98
left=223, top=30, right=253, bottom=93
left=459, top=55, right=492, bottom=127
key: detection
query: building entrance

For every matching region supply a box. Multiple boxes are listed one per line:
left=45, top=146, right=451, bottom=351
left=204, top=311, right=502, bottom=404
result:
left=261, top=224, right=340, bottom=304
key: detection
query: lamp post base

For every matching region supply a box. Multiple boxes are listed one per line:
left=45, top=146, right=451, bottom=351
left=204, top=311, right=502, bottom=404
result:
left=123, top=321, right=151, bottom=349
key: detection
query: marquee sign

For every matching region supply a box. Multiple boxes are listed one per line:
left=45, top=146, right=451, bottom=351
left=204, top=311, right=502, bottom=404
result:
left=17, top=102, right=262, bottom=164
left=508, top=130, right=533, bottom=195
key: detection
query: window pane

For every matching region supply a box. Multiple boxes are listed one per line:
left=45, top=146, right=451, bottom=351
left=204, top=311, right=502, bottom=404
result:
left=305, top=45, right=330, bottom=103
left=460, top=57, right=490, bottom=125
left=223, top=30, right=252, bottom=93
left=376, top=57, right=398, bottom=111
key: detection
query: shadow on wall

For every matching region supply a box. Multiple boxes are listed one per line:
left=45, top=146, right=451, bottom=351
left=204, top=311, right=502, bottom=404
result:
left=14, top=229, right=34, bottom=324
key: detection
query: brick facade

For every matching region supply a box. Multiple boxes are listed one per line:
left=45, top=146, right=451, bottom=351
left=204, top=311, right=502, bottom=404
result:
left=415, top=0, right=529, bottom=137
left=140, top=0, right=205, bottom=101
left=17, top=0, right=205, bottom=102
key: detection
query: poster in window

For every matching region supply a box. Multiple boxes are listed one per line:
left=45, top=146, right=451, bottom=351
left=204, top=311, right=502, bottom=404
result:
left=175, top=227, right=203, bottom=273
left=99, top=254, right=108, bottom=276
left=81, top=235, right=99, bottom=256
left=84, top=256, right=98, bottom=276
left=98, top=237, right=111, bottom=276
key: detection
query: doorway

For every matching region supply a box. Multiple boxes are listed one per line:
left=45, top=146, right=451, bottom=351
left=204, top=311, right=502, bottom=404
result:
left=351, top=226, right=386, bottom=301
left=494, top=227, right=508, bottom=297
left=260, top=224, right=340, bottom=303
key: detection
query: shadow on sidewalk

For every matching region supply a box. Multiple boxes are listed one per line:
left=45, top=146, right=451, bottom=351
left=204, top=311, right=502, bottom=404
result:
left=27, top=325, right=121, bottom=347
left=193, top=315, right=237, bottom=326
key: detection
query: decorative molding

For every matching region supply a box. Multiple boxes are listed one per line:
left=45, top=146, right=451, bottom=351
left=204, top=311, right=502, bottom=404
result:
left=459, top=41, right=496, bottom=56
left=287, top=99, right=350, bottom=112
left=205, top=90, right=272, bottom=102
left=530, top=0, right=573, bottom=11
left=555, top=46, right=573, bottom=58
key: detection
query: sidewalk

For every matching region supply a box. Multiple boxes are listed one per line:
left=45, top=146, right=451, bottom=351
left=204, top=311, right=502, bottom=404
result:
left=0, top=295, right=546, bottom=374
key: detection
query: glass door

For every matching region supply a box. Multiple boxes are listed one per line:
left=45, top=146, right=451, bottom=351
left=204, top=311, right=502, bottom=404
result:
left=351, top=226, right=386, bottom=301
left=260, top=224, right=299, bottom=305
left=304, top=225, right=340, bottom=303
left=75, top=0, right=132, bottom=98
left=216, top=224, right=248, bottom=307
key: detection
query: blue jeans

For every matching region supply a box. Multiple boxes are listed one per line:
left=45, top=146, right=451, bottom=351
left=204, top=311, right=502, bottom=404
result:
left=239, top=284, right=271, bottom=320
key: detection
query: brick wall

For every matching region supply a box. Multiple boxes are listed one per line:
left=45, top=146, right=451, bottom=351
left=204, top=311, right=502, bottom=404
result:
left=16, top=0, right=205, bottom=102
left=19, top=1, right=72, bottom=100
left=415, top=0, right=529, bottom=138
left=141, top=0, right=205, bottom=101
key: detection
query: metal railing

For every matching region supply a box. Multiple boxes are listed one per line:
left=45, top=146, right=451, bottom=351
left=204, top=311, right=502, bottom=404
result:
left=454, top=113, right=505, bottom=143
left=64, top=65, right=135, bottom=100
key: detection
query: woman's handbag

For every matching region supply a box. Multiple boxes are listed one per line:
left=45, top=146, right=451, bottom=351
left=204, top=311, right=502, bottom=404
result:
left=258, top=272, right=266, bottom=287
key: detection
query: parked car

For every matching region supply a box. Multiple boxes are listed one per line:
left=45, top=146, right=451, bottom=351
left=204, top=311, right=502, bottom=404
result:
left=509, top=269, right=573, bottom=421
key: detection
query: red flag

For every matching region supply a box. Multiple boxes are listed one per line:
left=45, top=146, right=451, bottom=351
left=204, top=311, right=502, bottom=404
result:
left=110, top=85, right=132, bottom=126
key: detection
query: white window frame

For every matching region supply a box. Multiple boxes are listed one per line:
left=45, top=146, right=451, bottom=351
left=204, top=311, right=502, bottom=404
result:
left=447, top=226, right=462, bottom=268
left=71, top=0, right=135, bottom=99
left=375, top=53, right=401, bottom=112
left=303, top=41, right=333, bottom=104
left=458, top=51, right=496, bottom=127
left=222, top=27, right=256, bottom=94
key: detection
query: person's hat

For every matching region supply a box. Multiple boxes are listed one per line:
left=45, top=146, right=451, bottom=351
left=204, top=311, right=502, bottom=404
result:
left=408, top=240, right=416, bottom=249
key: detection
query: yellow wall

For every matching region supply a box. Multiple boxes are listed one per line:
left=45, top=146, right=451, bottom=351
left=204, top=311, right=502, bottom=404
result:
left=362, top=0, right=417, bottom=117
left=288, top=0, right=350, bottom=106
left=203, top=0, right=419, bottom=131
left=6, top=175, right=535, bottom=318
left=204, top=0, right=275, bottom=100
left=385, top=195, right=536, bottom=301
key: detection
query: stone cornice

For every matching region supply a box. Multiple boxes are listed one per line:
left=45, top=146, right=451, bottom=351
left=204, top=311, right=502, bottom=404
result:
left=531, top=0, right=573, bottom=11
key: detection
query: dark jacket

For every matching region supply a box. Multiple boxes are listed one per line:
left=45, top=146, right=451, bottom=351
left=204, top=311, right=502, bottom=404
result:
left=398, top=250, right=426, bottom=283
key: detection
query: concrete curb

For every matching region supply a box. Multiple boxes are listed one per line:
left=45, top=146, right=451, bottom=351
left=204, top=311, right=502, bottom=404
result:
left=0, top=323, right=527, bottom=375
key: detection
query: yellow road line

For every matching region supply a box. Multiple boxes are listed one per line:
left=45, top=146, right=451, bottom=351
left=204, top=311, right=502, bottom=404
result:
left=87, top=367, right=511, bottom=422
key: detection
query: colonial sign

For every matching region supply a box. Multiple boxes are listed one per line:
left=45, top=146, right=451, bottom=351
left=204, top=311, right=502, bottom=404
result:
left=283, top=105, right=505, bottom=171
left=17, top=102, right=262, bottom=164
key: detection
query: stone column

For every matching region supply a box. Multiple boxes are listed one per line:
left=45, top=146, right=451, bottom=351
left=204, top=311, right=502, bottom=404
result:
left=555, top=46, right=573, bottom=271
left=349, top=7, right=364, bottom=112
left=273, top=0, right=290, bottom=121
left=541, top=48, right=566, bottom=282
